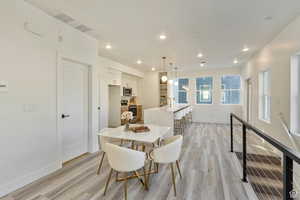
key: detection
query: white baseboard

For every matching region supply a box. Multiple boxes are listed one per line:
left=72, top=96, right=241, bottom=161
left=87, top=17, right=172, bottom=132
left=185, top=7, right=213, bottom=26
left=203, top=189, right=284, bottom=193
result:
left=0, top=160, right=61, bottom=197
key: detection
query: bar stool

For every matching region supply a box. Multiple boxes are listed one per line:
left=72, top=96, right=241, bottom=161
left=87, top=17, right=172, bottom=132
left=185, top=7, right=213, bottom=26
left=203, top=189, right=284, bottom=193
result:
left=182, top=108, right=188, bottom=130
left=190, top=106, right=193, bottom=123
left=174, top=110, right=184, bottom=135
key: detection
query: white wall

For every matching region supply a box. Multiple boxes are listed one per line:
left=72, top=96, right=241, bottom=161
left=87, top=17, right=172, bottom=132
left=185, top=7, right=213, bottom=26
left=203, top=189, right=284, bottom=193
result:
left=241, top=15, right=300, bottom=149
left=0, top=1, right=99, bottom=196
left=0, top=1, right=144, bottom=196
left=121, top=73, right=140, bottom=97
left=171, top=67, right=243, bottom=123
left=108, top=86, right=121, bottom=127
left=140, top=68, right=242, bottom=123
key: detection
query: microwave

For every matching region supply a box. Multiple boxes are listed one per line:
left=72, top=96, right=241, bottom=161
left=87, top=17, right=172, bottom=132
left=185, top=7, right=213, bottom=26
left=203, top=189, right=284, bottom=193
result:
left=123, top=87, right=132, bottom=96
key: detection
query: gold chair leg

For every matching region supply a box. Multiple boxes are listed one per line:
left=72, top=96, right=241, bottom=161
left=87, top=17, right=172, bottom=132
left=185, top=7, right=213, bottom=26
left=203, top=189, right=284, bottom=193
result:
left=124, top=176, right=128, bottom=200
left=143, top=167, right=148, bottom=190
left=97, top=152, right=106, bottom=175
left=170, top=163, right=177, bottom=196
left=156, top=163, right=159, bottom=173
left=134, top=171, right=145, bottom=186
left=142, top=144, right=146, bottom=152
left=104, top=168, right=114, bottom=195
left=176, top=160, right=182, bottom=179
left=148, top=160, right=153, bottom=181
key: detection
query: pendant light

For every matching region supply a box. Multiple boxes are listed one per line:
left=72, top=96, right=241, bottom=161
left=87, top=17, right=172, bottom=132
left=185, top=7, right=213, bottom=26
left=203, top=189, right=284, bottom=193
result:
left=161, top=57, right=168, bottom=82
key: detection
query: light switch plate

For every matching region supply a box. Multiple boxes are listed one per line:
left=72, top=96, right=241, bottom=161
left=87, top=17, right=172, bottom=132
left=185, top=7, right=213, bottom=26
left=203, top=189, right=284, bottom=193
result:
left=0, top=80, right=8, bottom=92
left=23, top=104, right=38, bottom=112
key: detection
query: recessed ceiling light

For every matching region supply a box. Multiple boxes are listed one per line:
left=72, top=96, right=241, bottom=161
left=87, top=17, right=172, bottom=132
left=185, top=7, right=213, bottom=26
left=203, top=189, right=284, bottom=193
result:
left=151, top=67, right=156, bottom=71
left=197, top=53, right=203, bottom=58
left=200, top=61, right=206, bottom=67
left=105, top=44, right=112, bottom=49
left=242, top=47, right=249, bottom=52
left=159, top=34, right=166, bottom=40
left=136, top=60, right=142, bottom=64
left=233, top=59, right=238, bottom=64
left=264, top=16, right=273, bottom=21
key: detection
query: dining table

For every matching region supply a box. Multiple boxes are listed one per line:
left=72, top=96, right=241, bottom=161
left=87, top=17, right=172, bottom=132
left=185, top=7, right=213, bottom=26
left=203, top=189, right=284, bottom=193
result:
left=97, top=124, right=171, bottom=185
left=98, top=124, right=171, bottom=144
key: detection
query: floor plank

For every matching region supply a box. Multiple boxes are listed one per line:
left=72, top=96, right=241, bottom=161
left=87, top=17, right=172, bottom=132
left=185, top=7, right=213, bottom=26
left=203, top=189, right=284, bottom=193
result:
left=1, top=123, right=253, bottom=200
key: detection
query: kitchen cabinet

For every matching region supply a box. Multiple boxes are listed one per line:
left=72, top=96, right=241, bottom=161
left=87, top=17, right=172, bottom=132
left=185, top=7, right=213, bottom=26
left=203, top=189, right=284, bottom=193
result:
left=137, top=105, right=143, bottom=121
left=121, top=75, right=138, bottom=96
left=107, top=68, right=121, bottom=85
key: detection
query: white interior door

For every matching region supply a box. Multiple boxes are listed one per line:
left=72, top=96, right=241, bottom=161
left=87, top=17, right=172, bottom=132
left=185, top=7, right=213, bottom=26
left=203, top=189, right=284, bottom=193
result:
left=61, top=59, right=88, bottom=162
left=98, top=77, right=109, bottom=131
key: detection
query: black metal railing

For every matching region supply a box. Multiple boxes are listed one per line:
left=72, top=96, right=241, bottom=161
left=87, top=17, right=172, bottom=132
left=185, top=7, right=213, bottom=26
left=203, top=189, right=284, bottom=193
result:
left=230, top=113, right=300, bottom=200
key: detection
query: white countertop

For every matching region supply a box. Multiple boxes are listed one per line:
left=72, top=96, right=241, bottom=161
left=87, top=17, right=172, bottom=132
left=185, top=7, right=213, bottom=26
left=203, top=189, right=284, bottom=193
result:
left=98, top=124, right=171, bottom=143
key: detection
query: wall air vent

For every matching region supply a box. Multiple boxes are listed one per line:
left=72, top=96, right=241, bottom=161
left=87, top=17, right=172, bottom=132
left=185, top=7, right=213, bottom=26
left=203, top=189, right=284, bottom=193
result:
left=54, top=13, right=75, bottom=23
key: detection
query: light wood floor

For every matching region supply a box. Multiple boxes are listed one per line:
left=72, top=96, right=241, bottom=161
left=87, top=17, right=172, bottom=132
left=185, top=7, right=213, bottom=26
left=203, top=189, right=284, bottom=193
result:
left=2, top=123, right=255, bottom=200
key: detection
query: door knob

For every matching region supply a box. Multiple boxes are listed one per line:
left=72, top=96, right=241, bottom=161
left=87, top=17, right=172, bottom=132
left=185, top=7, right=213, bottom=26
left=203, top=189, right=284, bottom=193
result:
left=61, top=114, right=70, bottom=119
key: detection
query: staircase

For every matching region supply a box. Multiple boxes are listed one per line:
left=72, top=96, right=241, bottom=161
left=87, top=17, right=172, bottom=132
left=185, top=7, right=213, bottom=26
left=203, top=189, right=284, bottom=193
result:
left=236, top=152, right=282, bottom=199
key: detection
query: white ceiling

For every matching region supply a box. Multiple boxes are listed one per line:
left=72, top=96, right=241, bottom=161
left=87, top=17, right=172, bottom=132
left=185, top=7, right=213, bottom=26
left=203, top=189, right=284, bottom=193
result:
left=27, top=0, right=300, bottom=72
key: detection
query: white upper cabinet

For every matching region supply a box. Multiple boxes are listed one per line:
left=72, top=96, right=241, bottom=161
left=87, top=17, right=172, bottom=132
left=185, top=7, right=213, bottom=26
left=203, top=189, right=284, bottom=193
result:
left=121, top=74, right=139, bottom=96
left=107, top=67, right=121, bottom=86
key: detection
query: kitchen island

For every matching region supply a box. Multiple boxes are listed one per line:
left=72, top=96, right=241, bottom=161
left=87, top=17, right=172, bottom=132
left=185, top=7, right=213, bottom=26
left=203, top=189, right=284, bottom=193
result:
left=144, top=104, right=191, bottom=137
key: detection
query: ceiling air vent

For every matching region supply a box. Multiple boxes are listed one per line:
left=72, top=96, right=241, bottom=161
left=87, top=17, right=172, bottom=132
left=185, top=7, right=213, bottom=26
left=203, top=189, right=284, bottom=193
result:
left=75, top=24, right=92, bottom=32
left=54, top=13, right=74, bottom=23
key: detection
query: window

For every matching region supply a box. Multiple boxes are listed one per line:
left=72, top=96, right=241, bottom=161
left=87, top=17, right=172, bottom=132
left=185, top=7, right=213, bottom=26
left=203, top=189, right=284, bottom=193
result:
left=221, top=75, right=241, bottom=104
left=174, top=78, right=189, bottom=104
left=196, top=77, right=213, bottom=104
left=291, top=55, right=300, bottom=135
left=259, top=70, right=271, bottom=122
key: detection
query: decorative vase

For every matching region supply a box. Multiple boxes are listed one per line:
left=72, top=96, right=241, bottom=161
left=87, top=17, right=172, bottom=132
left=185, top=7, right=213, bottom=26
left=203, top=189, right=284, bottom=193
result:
left=124, top=122, right=130, bottom=131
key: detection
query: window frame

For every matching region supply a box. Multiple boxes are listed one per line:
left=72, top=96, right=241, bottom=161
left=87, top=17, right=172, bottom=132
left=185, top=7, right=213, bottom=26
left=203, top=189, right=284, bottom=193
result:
left=220, top=74, right=241, bottom=105
left=195, top=76, right=213, bottom=105
left=259, top=70, right=271, bottom=123
left=176, top=78, right=189, bottom=104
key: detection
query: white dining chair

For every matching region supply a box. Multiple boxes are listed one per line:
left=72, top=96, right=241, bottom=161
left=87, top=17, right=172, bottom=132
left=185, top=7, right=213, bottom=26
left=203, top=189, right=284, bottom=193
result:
left=149, top=135, right=183, bottom=196
left=103, top=143, right=147, bottom=200
left=97, top=128, right=122, bottom=175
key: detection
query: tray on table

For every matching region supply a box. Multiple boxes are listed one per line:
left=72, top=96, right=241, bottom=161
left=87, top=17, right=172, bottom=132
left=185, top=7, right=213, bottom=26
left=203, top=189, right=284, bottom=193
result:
left=129, top=126, right=150, bottom=133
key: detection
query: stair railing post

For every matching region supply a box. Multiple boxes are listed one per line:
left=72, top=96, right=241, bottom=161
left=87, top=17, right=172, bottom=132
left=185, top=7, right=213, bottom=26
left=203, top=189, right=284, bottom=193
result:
left=283, top=154, right=293, bottom=200
left=242, top=124, right=247, bottom=182
left=230, top=114, right=233, bottom=153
